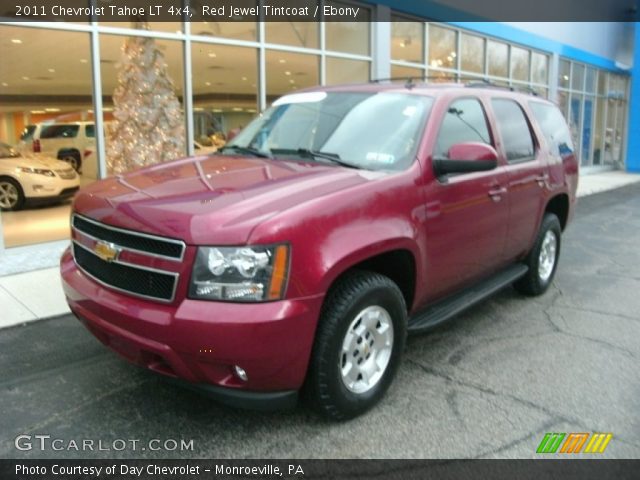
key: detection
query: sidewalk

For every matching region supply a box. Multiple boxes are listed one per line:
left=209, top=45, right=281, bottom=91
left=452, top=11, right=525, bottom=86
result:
left=1, top=170, right=639, bottom=330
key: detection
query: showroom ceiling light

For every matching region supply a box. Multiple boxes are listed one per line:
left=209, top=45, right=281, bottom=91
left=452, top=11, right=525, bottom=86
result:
left=208, top=52, right=217, bottom=58
left=11, top=39, right=22, bottom=44
left=279, top=59, right=286, bottom=64
left=241, top=76, right=247, bottom=81
left=284, top=71, right=291, bottom=76
left=31, top=110, right=45, bottom=114
left=80, top=59, right=88, bottom=63
left=1, top=82, right=8, bottom=87
left=45, top=108, right=60, bottom=112
left=205, top=81, right=211, bottom=86
left=22, top=76, right=29, bottom=81
left=48, top=68, right=55, bottom=73
left=232, top=107, right=243, bottom=111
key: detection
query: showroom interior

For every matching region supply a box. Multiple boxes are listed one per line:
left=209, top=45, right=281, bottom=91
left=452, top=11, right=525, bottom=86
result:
left=0, top=1, right=635, bottom=264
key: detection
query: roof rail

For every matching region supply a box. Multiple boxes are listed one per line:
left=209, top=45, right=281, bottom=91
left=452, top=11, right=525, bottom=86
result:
left=370, top=75, right=458, bottom=89
left=370, top=76, right=540, bottom=96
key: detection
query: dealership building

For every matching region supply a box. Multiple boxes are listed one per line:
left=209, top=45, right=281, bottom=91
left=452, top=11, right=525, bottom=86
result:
left=0, top=1, right=638, bottom=270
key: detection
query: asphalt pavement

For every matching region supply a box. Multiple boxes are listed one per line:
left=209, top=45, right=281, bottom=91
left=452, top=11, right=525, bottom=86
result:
left=1, top=184, right=639, bottom=459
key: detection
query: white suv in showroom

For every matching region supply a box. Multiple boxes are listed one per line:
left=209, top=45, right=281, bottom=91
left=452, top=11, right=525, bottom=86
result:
left=0, top=142, right=79, bottom=211
left=18, top=121, right=96, bottom=173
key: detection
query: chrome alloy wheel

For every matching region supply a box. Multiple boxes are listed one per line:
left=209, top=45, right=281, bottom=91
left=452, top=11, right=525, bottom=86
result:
left=339, top=305, right=394, bottom=394
left=0, top=181, right=19, bottom=209
left=538, top=230, right=557, bottom=282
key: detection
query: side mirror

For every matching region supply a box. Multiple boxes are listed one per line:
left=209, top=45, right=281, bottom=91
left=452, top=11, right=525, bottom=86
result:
left=433, top=142, right=498, bottom=176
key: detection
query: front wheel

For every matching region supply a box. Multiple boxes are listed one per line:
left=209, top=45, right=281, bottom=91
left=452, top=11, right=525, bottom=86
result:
left=514, top=213, right=562, bottom=296
left=305, top=271, right=407, bottom=420
left=0, top=177, right=25, bottom=211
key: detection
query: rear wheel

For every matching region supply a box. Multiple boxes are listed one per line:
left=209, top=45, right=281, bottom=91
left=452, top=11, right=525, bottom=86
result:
left=306, top=271, right=407, bottom=420
left=514, top=213, right=562, bottom=296
left=0, top=177, right=25, bottom=211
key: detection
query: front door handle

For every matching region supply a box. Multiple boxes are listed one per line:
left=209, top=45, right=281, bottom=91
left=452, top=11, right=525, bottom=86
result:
left=488, top=186, right=507, bottom=202
left=535, top=174, right=549, bottom=187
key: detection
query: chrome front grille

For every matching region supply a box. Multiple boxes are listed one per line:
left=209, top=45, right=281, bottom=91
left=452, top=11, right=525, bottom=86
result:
left=71, top=214, right=185, bottom=302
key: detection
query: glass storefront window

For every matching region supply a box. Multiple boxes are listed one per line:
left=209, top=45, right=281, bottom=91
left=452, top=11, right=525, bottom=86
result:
left=598, top=71, right=607, bottom=96
left=190, top=0, right=257, bottom=40
left=391, top=64, right=425, bottom=80
left=460, top=33, right=485, bottom=74
left=593, top=97, right=606, bottom=165
left=191, top=21, right=257, bottom=41
left=100, top=32, right=186, bottom=175
left=326, top=57, right=370, bottom=85
left=558, top=60, right=571, bottom=89
left=265, top=22, right=318, bottom=49
left=325, top=3, right=371, bottom=55
left=585, top=68, right=596, bottom=93
left=510, top=47, right=529, bottom=82
left=487, top=40, right=508, bottom=78
left=391, top=17, right=424, bottom=64
left=569, top=93, right=583, bottom=159
left=0, top=25, right=94, bottom=247
left=266, top=51, right=319, bottom=100
left=429, top=26, right=457, bottom=70
left=531, top=52, right=548, bottom=85
left=101, top=22, right=183, bottom=35
left=191, top=43, right=258, bottom=148
left=572, top=63, right=585, bottom=91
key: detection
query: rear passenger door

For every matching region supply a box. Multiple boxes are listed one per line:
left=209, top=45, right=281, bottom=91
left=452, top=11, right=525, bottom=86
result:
left=490, top=98, right=548, bottom=262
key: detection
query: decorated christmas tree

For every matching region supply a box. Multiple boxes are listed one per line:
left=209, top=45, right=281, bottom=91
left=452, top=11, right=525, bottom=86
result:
left=107, top=21, right=185, bottom=174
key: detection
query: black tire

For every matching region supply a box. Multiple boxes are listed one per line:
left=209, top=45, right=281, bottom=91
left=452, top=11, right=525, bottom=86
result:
left=0, top=177, right=25, bottom=211
left=58, top=150, right=82, bottom=173
left=305, top=270, right=407, bottom=420
left=514, top=213, right=562, bottom=296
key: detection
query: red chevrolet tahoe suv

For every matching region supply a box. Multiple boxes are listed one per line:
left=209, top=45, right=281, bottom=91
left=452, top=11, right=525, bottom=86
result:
left=61, top=82, right=578, bottom=420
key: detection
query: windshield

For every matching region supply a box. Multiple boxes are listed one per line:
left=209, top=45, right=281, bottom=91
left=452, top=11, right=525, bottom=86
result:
left=0, top=143, right=20, bottom=159
left=225, top=91, right=433, bottom=171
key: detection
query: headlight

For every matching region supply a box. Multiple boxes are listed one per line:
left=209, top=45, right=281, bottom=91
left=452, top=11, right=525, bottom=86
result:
left=19, top=167, right=55, bottom=177
left=189, top=245, right=289, bottom=302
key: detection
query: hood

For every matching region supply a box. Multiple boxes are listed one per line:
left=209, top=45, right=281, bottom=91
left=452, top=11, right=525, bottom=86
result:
left=1, top=155, right=72, bottom=171
left=74, top=155, right=383, bottom=244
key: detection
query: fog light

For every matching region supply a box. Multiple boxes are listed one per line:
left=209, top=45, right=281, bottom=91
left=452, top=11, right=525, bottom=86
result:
left=233, top=365, right=248, bottom=382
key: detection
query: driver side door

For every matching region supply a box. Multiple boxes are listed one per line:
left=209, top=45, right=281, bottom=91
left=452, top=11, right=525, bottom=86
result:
left=421, top=96, right=510, bottom=302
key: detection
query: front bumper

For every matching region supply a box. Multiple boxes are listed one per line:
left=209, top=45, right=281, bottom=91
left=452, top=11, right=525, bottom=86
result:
left=60, top=248, right=323, bottom=406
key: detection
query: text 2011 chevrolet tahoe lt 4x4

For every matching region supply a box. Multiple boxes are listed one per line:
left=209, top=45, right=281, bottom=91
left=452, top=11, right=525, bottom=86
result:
left=61, top=82, right=578, bottom=420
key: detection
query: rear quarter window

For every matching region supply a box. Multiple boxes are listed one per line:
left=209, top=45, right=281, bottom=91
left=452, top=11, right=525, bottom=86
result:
left=85, top=125, right=95, bottom=138
left=529, top=102, right=575, bottom=157
left=39, top=125, right=80, bottom=139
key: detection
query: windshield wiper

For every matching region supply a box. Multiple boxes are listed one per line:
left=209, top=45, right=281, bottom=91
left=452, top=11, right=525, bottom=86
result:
left=272, top=148, right=359, bottom=169
left=219, top=145, right=272, bottom=158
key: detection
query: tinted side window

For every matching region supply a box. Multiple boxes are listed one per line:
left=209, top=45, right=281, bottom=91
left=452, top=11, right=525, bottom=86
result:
left=85, top=124, right=95, bottom=138
left=529, top=102, right=574, bottom=157
left=491, top=99, right=535, bottom=162
left=20, top=125, right=36, bottom=141
left=39, top=125, right=80, bottom=139
left=435, top=98, right=491, bottom=159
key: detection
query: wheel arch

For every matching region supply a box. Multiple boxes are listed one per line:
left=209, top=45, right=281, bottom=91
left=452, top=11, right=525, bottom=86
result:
left=545, top=193, right=570, bottom=231
left=321, top=242, right=419, bottom=312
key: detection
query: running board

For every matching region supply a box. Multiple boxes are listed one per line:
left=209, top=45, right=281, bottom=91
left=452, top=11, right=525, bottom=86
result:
left=408, top=264, right=528, bottom=334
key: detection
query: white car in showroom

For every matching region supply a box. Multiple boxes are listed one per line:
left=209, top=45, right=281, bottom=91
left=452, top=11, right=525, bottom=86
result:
left=0, top=142, right=80, bottom=211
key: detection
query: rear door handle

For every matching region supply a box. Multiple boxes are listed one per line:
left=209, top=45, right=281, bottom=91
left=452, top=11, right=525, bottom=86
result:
left=488, top=186, right=507, bottom=202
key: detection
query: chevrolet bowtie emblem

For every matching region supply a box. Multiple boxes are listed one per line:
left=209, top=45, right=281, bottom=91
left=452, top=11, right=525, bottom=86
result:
left=94, top=241, right=120, bottom=263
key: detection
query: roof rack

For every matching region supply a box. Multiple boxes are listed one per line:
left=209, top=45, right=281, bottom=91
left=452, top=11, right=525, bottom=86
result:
left=370, top=75, right=458, bottom=89
left=370, top=76, right=541, bottom=96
